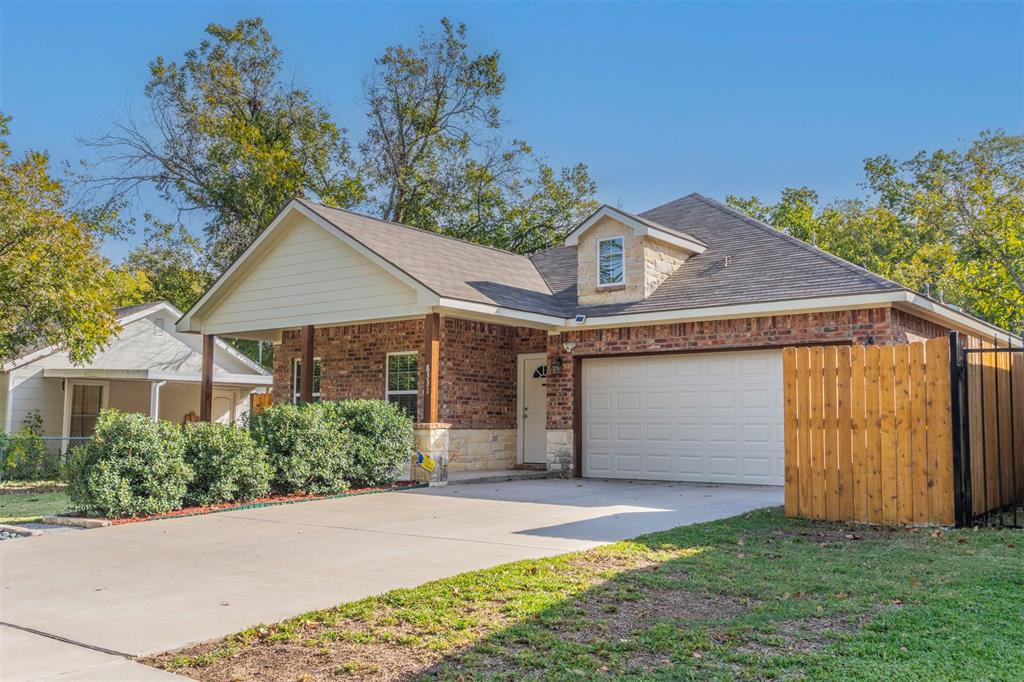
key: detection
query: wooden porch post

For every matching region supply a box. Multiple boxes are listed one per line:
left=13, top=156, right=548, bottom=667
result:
left=300, top=324, right=315, bottom=404
left=200, top=334, right=214, bottom=421
left=422, top=313, right=440, bottom=423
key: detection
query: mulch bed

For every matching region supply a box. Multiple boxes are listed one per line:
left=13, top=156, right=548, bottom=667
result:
left=55, top=481, right=425, bottom=526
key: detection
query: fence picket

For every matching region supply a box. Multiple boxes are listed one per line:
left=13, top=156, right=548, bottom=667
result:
left=837, top=346, right=853, bottom=519
left=879, top=345, right=898, bottom=526
left=895, top=344, right=914, bottom=524
left=926, top=337, right=955, bottom=525
left=909, top=342, right=929, bottom=524
left=823, top=347, right=840, bottom=521
left=809, top=346, right=826, bottom=519
left=865, top=345, right=883, bottom=524
left=797, top=346, right=813, bottom=516
left=850, top=345, right=867, bottom=522
left=783, top=347, right=798, bottom=517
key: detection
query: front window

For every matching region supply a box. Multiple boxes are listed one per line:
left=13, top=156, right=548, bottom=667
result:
left=292, top=357, right=321, bottom=403
left=386, top=352, right=418, bottom=420
left=598, top=237, right=625, bottom=286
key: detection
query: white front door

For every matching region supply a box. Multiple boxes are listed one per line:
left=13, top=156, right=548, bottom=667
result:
left=582, top=349, right=784, bottom=484
left=518, top=354, right=548, bottom=464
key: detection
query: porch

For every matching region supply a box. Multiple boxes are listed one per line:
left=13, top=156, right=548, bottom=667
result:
left=39, top=368, right=270, bottom=449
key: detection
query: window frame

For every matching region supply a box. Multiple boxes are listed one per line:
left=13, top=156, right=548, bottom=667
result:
left=61, top=379, right=109, bottom=450
left=596, top=236, right=626, bottom=288
left=291, top=356, right=322, bottom=404
left=385, top=351, right=419, bottom=420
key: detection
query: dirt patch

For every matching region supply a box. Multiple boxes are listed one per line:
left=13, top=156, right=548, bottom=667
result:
left=555, top=588, right=754, bottom=644
left=152, top=639, right=440, bottom=681
left=104, top=482, right=423, bottom=525
left=732, top=606, right=895, bottom=656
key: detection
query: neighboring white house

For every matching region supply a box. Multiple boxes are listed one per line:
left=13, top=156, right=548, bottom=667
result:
left=0, top=301, right=271, bottom=447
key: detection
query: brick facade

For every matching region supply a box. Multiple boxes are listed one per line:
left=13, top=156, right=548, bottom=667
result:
left=544, top=307, right=949, bottom=430
left=273, top=320, right=425, bottom=406
left=439, top=318, right=546, bottom=429
left=272, top=307, right=951, bottom=471
left=273, top=318, right=547, bottom=430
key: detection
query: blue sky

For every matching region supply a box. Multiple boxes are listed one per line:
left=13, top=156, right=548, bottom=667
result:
left=2, top=1, right=1022, bottom=260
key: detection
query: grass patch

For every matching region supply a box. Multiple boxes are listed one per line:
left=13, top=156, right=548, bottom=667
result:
left=0, top=489, right=71, bottom=524
left=145, top=508, right=1024, bottom=680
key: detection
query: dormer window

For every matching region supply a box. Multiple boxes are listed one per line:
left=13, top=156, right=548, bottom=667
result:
left=598, top=237, right=625, bottom=287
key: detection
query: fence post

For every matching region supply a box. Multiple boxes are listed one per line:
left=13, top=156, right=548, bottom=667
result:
left=949, top=331, right=971, bottom=526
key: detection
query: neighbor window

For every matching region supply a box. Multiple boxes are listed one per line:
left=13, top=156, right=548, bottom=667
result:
left=292, top=357, right=322, bottom=403
left=69, top=384, right=104, bottom=438
left=386, top=352, right=418, bottom=420
left=598, top=237, right=625, bottom=286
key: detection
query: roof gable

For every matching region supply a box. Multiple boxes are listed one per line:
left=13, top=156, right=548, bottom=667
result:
left=564, top=204, right=706, bottom=254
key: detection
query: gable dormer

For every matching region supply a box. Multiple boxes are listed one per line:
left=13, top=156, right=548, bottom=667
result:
left=566, top=206, right=706, bottom=306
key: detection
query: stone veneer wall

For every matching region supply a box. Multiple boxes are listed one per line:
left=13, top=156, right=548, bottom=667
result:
left=643, top=239, right=690, bottom=298
left=576, top=217, right=645, bottom=305
left=448, top=429, right=517, bottom=472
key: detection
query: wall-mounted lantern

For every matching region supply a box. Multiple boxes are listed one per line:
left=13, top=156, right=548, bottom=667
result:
left=550, top=355, right=564, bottom=376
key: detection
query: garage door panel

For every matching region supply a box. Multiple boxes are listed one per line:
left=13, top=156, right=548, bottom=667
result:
left=582, top=350, right=784, bottom=485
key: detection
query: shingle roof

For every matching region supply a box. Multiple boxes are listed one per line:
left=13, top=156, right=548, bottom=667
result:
left=300, top=193, right=905, bottom=320
left=533, top=193, right=904, bottom=317
left=299, top=200, right=565, bottom=317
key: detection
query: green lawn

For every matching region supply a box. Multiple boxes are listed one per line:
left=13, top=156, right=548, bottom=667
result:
left=0, top=484, right=71, bottom=524
left=147, top=508, right=1024, bottom=681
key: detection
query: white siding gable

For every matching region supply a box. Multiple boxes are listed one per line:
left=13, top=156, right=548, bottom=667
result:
left=202, top=215, right=421, bottom=335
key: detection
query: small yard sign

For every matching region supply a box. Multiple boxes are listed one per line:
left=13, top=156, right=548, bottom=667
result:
left=416, top=451, right=436, bottom=473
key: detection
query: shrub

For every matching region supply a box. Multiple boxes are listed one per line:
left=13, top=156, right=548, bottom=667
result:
left=2, top=411, right=61, bottom=481
left=65, top=410, right=192, bottom=518
left=321, top=400, right=414, bottom=487
left=248, top=403, right=350, bottom=495
left=181, top=422, right=271, bottom=506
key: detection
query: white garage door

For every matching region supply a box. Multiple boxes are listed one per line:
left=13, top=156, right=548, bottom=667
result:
left=582, top=349, right=784, bottom=484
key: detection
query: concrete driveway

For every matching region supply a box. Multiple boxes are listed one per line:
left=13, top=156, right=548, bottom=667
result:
left=0, top=478, right=781, bottom=681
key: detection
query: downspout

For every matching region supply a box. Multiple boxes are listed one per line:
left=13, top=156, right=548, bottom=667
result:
left=149, top=380, right=167, bottom=422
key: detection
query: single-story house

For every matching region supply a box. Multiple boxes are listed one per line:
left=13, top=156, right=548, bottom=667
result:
left=175, top=193, right=1008, bottom=483
left=1, top=301, right=271, bottom=448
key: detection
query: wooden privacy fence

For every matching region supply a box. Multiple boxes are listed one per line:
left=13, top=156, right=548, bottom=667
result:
left=250, top=392, right=273, bottom=415
left=783, top=338, right=954, bottom=526
left=957, top=335, right=1024, bottom=525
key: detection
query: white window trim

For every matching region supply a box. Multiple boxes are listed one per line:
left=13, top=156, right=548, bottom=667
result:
left=385, top=351, right=419, bottom=414
left=597, top=236, right=626, bottom=288
left=61, top=379, right=109, bottom=450
left=292, top=356, right=322, bottom=404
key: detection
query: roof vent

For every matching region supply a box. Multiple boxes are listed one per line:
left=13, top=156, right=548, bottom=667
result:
left=723, top=256, right=732, bottom=268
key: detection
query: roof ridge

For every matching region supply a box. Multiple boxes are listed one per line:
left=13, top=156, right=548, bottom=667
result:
left=299, top=198, right=529, bottom=260
left=685, top=193, right=906, bottom=292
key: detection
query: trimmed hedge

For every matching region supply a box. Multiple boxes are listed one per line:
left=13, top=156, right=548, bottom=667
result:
left=321, top=400, right=414, bottom=487
left=182, top=422, right=272, bottom=506
left=65, top=410, right=193, bottom=518
left=248, top=403, right=350, bottom=495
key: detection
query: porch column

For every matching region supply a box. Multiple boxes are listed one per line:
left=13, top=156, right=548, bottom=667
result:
left=422, top=313, right=440, bottom=423
left=300, top=324, right=315, bottom=404
left=200, top=334, right=214, bottom=421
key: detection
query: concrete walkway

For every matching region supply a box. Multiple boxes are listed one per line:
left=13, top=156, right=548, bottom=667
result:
left=0, top=479, right=781, bottom=680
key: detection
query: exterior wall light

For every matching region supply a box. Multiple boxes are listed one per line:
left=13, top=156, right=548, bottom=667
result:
left=550, top=356, right=564, bottom=376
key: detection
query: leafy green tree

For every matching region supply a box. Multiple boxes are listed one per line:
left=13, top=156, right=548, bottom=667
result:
left=122, top=219, right=212, bottom=312
left=0, top=114, right=145, bottom=366
left=361, top=18, right=597, bottom=253
left=86, top=18, right=364, bottom=269
left=727, top=131, right=1024, bottom=331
